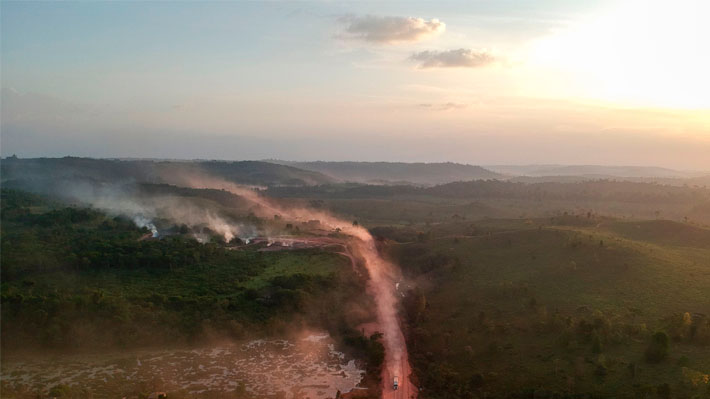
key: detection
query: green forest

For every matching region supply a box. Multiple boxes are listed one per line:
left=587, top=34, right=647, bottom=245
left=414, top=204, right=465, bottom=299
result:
left=2, top=158, right=710, bottom=398
left=384, top=217, right=710, bottom=398
left=0, top=190, right=381, bottom=365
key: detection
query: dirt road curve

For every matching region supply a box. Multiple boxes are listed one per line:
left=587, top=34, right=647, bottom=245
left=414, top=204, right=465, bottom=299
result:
left=250, top=235, right=418, bottom=399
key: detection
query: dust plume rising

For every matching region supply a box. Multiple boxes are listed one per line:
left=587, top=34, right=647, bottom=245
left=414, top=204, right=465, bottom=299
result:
left=165, top=170, right=411, bottom=394
left=63, top=183, right=247, bottom=242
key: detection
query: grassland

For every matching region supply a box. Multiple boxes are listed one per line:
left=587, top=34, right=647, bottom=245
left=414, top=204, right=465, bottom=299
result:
left=383, top=217, right=710, bottom=398
left=4, top=162, right=710, bottom=399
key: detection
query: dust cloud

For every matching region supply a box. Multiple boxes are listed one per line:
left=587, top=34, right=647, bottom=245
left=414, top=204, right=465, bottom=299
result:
left=166, top=171, right=414, bottom=396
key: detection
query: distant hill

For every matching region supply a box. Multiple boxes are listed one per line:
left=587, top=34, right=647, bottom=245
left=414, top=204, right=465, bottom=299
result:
left=486, top=164, right=703, bottom=179
left=271, top=179, right=710, bottom=201
left=268, top=179, right=710, bottom=224
left=389, top=219, right=710, bottom=398
left=0, top=157, right=334, bottom=188
left=503, top=172, right=710, bottom=187
left=683, top=174, right=710, bottom=187
left=603, top=219, right=710, bottom=248
left=270, top=161, right=503, bottom=185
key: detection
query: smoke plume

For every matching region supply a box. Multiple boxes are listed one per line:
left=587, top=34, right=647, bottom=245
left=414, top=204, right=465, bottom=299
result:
left=165, top=170, right=412, bottom=392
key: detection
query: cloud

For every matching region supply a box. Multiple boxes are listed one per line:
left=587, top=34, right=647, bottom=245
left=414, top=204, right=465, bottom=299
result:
left=418, top=102, right=467, bottom=111
left=410, top=48, right=495, bottom=68
left=338, top=15, right=445, bottom=44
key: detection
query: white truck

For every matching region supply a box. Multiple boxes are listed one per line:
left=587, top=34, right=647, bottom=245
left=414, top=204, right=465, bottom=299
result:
left=393, top=376, right=399, bottom=390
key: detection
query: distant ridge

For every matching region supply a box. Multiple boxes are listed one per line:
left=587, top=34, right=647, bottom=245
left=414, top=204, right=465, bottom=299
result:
left=0, top=157, right=335, bottom=187
left=270, top=161, right=503, bottom=185
left=485, top=164, right=703, bottom=179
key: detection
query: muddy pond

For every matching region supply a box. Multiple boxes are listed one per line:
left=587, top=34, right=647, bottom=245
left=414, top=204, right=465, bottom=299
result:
left=1, top=333, right=365, bottom=398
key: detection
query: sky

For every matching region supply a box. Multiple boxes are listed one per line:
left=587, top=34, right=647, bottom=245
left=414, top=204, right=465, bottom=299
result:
left=1, top=0, right=709, bottom=169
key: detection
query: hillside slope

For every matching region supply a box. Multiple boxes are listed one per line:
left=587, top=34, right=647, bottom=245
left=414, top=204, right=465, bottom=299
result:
left=486, top=164, right=700, bottom=179
left=386, top=220, right=710, bottom=398
left=273, top=161, right=502, bottom=185
left=1, top=157, right=334, bottom=188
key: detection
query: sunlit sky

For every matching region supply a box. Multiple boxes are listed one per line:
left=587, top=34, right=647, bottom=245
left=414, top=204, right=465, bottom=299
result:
left=2, top=0, right=709, bottom=169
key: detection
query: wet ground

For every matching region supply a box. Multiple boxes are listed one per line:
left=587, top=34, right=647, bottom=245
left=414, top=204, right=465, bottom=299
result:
left=1, top=334, right=364, bottom=398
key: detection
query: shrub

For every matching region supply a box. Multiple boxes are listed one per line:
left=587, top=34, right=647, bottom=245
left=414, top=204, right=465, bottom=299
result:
left=656, top=383, right=671, bottom=399
left=591, top=333, right=603, bottom=354
left=48, top=384, right=72, bottom=397
left=469, top=372, right=484, bottom=388
left=645, top=331, right=669, bottom=363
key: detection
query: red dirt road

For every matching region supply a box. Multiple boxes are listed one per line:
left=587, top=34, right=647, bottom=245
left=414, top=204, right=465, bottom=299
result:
left=382, top=341, right=417, bottom=399
left=248, top=235, right=418, bottom=399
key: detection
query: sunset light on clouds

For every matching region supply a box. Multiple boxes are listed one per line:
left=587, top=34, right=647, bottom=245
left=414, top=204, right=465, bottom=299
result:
left=525, top=0, right=710, bottom=109
left=1, top=0, right=708, bottom=168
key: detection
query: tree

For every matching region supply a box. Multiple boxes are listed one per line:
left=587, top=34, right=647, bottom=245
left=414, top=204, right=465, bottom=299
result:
left=179, top=224, right=189, bottom=234
left=469, top=373, right=484, bottom=388
left=591, top=333, right=603, bottom=354
left=657, top=383, right=671, bottom=399
left=645, top=331, right=669, bottom=363
left=48, top=385, right=72, bottom=397
left=404, top=289, right=427, bottom=323
left=628, top=362, right=637, bottom=379
left=235, top=381, right=248, bottom=398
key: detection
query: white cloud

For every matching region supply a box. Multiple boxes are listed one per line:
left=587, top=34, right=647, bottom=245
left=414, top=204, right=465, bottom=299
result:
left=338, top=15, right=445, bottom=44
left=410, top=48, right=495, bottom=68
left=418, top=102, right=467, bottom=111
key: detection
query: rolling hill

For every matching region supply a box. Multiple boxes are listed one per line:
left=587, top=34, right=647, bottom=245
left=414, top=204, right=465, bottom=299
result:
left=270, top=161, right=503, bottom=185
left=0, top=157, right=335, bottom=188
left=386, top=219, right=710, bottom=398
left=486, top=164, right=704, bottom=179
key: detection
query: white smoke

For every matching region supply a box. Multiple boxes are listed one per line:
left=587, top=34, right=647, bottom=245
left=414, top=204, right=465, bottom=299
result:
left=48, top=172, right=413, bottom=391
left=133, top=214, right=158, bottom=237
left=55, top=181, right=256, bottom=243
left=163, top=171, right=412, bottom=389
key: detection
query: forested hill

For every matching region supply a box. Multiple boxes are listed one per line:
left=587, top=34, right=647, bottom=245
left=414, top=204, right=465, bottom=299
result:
left=268, top=179, right=710, bottom=202
left=485, top=164, right=700, bottom=178
left=267, top=180, right=710, bottom=224
left=1, top=157, right=334, bottom=187
left=0, top=189, right=372, bottom=352
left=272, top=161, right=502, bottom=185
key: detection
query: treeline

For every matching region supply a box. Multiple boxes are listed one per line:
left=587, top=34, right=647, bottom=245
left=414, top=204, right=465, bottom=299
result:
left=385, top=223, right=710, bottom=399
left=1, top=190, right=229, bottom=279
left=268, top=180, right=710, bottom=204
left=1, top=156, right=333, bottom=187
left=0, top=189, right=370, bottom=352
left=1, top=269, right=338, bottom=349
left=403, top=300, right=710, bottom=399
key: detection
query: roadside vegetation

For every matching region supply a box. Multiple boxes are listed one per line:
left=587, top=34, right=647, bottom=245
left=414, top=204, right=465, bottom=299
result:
left=3, top=159, right=710, bottom=398
left=381, top=217, right=710, bottom=398
left=0, top=190, right=382, bottom=368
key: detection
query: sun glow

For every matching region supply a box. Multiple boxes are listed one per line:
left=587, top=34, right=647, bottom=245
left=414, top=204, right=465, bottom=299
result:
left=527, top=0, right=710, bottom=109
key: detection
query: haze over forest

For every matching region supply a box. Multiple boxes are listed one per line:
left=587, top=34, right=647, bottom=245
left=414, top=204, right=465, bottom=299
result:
left=2, top=1, right=710, bottom=399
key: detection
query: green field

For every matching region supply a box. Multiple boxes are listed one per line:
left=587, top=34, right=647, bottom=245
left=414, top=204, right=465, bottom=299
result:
left=383, top=218, right=710, bottom=398
left=3, top=161, right=710, bottom=399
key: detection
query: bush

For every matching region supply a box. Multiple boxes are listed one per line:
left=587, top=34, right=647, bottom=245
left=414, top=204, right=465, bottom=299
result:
left=656, top=383, right=671, bottom=399
left=469, top=372, right=484, bottom=388
left=645, top=331, right=669, bottom=363
left=591, top=333, right=603, bottom=354
left=49, top=384, right=72, bottom=397
left=594, top=363, right=608, bottom=377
